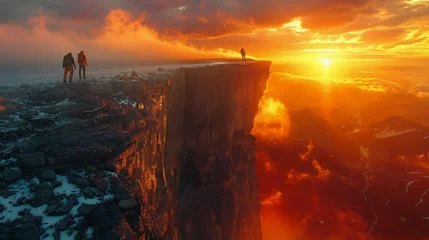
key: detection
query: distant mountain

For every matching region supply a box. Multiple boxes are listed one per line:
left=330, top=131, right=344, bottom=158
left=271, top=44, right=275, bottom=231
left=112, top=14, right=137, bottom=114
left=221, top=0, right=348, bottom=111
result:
left=288, top=109, right=360, bottom=159
left=256, top=109, right=362, bottom=174
left=356, top=116, right=429, bottom=159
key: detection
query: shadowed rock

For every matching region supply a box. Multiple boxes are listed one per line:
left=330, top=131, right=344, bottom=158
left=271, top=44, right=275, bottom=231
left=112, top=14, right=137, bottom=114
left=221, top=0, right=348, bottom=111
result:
left=17, top=152, right=46, bottom=169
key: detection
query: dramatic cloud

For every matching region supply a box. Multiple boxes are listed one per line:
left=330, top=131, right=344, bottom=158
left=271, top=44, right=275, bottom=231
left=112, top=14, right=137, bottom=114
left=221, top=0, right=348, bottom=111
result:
left=0, top=0, right=427, bottom=65
left=409, top=84, right=429, bottom=98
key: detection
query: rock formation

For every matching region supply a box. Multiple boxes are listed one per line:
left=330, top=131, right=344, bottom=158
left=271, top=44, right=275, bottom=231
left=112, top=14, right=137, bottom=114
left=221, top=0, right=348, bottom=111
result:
left=0, top=61, right=271, bottom=239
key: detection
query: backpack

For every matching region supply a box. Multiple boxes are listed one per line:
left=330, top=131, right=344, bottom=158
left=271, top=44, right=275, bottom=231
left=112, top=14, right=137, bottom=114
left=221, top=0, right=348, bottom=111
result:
left=63, top=56, right=72, bottom=67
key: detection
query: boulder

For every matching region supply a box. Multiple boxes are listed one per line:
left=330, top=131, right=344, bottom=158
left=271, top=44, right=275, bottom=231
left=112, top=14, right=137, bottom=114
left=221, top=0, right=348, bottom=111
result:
left=89, top=174, right=108, bottom=192
left=82, top=187, right=95, bottom=199
left=27, top=187, right=54, bottom=207
left=17, top=152, right=46, bottom=169
left=54, top=215, right=76, bottom=231
left=41, top=170, right=56, bottom=181
left=109, top=177, right=132, bottom=201
left=2, top=168, right=22, bottom=183
left=69, top=177, right=90, bottom=187
left=118, top=199, right=137, bottom=210
left=86, top=202, right=135, bottom=240
left=58, top=197, right=79, bottom=215
left=77, top=203, right=95, bottom=216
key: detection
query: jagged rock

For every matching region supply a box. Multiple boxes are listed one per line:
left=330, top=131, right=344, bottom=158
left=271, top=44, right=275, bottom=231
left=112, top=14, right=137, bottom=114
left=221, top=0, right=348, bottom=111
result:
left=30, top=182, right=50, bottom=192
left=2, top=168, right=22, bottom=183
left=74, top=218, right=86, bottom=231
left=39, top=227, right=46, bottom=235
left=51, top=181, right=63, bottom=189
left=77, top=203, right=95, bottom=216
left=109, top=177, right=132, bottom=201
left=86, top=202, right=135, bottom=240
left=55, top=215, right=76, bottom=231
left=0, top=204, right=5, bottom=214
left=18, top=208, right=31, bottom=216
left=0, top=190, right=15, bottom=198
left=118, top=199, right=137, bottom=210
left=89, top=174, right=108, bottom=192
left=13, top=215, right=40, bottom=240
left=57, top=197, right=79, bottom=215
left=17, top=152, right=46, bottom=169
left=41, top=170, right=56, bottom=181
left=82, top=186, right=95, bottom=199
left=69, top=177, right=90, bottom=187
left=27, top=187, right=54, bottom=207
left=13, top=197, right=26, bottom=207
left=53, top=231, right=60, bottom=240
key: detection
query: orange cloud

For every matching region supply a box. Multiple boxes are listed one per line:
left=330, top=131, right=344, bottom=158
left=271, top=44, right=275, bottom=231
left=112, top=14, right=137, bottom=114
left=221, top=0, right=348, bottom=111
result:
left=0, top=9, right=239, bottom=66
left=252, top=96, right=290, bottom=143
left=261, top=190, right=282, bottom=206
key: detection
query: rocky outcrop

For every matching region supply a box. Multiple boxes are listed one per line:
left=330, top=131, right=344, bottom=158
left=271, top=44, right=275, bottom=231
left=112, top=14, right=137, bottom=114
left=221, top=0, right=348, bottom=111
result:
left=0, top=61, right=270, bottom=239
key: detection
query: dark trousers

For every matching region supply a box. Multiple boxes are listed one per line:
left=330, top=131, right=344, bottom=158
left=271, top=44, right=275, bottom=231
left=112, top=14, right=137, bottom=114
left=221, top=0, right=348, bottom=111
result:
left=79, top=65, right=86, bottom=79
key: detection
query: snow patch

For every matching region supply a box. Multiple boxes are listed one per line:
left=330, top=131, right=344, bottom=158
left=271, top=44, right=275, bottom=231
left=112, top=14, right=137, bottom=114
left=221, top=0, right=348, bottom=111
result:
left=373, top=126, right=416, bottom=139
left=405, top=180, right=420, bottom=193
left=0, top=174, right=114, bottom=239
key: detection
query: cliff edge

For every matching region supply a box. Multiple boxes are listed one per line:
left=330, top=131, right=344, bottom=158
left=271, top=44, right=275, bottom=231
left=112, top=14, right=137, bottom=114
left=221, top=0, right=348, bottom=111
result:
left=0, top=61, right=271, bottom=239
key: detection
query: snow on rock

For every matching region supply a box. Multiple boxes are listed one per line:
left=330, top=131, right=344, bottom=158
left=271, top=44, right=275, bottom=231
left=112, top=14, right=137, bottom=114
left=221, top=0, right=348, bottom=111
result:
left=0, top=172, right=114, bottom=239
left=373, top=126, right=416, bottom=139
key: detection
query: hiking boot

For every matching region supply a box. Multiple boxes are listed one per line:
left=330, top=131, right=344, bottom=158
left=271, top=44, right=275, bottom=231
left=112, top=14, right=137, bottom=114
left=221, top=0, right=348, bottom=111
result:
left=63, top=80, right=67, bottom=83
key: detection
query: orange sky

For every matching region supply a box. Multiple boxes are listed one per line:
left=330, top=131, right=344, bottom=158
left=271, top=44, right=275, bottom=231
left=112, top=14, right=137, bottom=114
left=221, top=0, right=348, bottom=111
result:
left=0, top=0, right=428, bottom=67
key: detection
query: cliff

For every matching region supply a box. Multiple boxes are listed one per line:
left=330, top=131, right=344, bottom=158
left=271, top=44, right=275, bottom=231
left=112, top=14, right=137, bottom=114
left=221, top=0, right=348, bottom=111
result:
left=0, top=61, right=271, bottom=239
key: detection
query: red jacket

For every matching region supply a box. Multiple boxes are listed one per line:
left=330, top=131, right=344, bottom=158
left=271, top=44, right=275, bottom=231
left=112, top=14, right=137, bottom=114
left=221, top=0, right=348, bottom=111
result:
left=78, top=53, right=88, bottom=66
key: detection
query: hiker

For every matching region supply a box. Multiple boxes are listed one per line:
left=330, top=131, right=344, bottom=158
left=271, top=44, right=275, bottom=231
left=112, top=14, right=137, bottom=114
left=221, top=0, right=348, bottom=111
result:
left=77, top=50, right=88, bottom=80
left=240, top=48, right=246, bottom=61
left=62, top=53, right=76, bottom=83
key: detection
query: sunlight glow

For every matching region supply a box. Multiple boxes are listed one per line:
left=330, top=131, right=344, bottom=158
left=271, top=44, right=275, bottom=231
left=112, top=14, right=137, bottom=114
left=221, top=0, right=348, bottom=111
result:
left=320, top=58, right=333, bottom=67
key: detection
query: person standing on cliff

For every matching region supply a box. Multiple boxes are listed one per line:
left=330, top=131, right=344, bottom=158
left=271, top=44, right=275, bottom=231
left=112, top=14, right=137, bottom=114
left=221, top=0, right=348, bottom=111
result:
left=240, top=48, right=246, bottom=61
left=62, top=53, right=76, bottom=83
left=77, top=50, right=88, bottom=80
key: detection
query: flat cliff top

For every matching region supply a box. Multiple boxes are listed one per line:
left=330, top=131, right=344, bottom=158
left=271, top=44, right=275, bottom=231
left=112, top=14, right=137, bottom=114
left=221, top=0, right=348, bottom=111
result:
left=0, top=60, right=271, bottom=87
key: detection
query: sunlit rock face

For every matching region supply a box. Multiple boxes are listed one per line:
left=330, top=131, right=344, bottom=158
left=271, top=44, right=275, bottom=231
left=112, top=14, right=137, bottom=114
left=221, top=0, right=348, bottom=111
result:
left=0, top=61, right=270, bottom=239
left=111, top=62, right=271, bottom=239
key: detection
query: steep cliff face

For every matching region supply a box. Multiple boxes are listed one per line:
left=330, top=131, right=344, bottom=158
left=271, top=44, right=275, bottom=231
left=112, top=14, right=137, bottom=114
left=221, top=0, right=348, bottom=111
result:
left=111, top=62, right=270, bottom=239
left=0, top=61, right=270, bottom=240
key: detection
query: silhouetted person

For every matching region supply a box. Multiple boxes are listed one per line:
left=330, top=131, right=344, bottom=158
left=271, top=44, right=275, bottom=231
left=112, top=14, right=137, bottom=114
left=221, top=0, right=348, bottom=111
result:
left=78, top=50, right=88, bottom=80
left=241, top=48, right=246, bottom=61
left=62, top=53, right=76, bottom=83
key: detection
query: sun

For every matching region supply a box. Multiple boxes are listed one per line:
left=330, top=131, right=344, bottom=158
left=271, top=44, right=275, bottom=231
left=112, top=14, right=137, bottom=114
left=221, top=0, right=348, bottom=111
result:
left=320, top=58, right=332, bottom=67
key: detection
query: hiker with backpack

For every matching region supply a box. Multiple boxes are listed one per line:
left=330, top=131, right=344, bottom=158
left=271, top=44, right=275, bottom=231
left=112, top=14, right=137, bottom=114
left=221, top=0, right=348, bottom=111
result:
left=62, top=53, right=76, bottom=83
left=77, top=50, right=88, bottom=80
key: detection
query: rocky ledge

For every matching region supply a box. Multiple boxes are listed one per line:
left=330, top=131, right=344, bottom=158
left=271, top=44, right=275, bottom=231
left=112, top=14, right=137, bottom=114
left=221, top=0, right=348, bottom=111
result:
left=0, top=61, right=271, bottom=240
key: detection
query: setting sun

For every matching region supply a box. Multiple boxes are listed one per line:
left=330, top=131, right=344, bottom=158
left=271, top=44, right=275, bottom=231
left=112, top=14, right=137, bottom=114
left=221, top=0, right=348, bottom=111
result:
left=320, top=58, right=333, bottom=67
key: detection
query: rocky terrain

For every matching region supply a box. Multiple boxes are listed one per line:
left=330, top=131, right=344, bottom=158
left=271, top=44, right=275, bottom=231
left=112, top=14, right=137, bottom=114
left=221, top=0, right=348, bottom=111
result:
left=0, top=61, right=271, bottom=239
